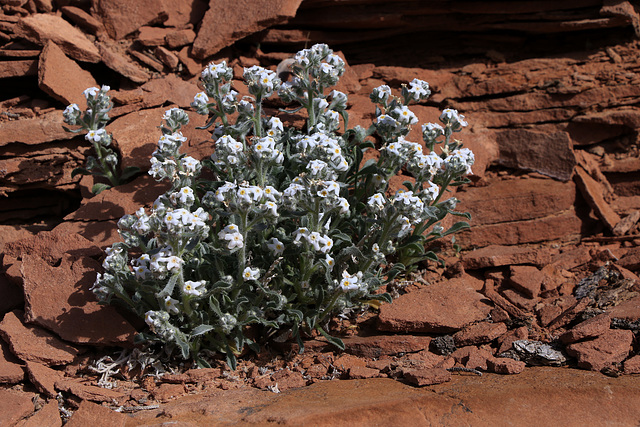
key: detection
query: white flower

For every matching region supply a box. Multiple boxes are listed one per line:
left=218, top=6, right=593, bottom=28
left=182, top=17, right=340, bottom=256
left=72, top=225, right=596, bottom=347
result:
left=407, top=78, right=430, bottom=101
left=177, top=187, right=194, bottom=205
left=243, top=267, right=260, bottom=281
left=164, top=295, right=180, bottom=314
left=267, top=237, right=285, bottom=255
left=336, top=197, right=350, bottom=214
left=293, top=227, right=309, bottom=244
left=222, top=231, right=244, bottom=250
left=263, top=186, right=282, bottom=202
left=165, top=256, right=183, bottom=271
left=307, top=231, right=323, bottom=251
left=183, top=280, right=206, bottom=296
left=85, top=128, right=106, bottom=142
left=319, top=235, right=333, bottom=254
left=308, top=159, right=327, bottom=176
left=261, top=201, right=278, bottom=216
left=367, top=193, right=385, bottom=210
left=424, top=181, right=440, bottom=202
left=83, top=86, right=100, bottom=99
left=325, top=254, right=335, bottom=270
left=392, top=105, right=418, bottom=125
left=339, top=271, right=362, bottom=291
left=440, top=108, right=468, bottom=127
left=63, top=103, right=80, bottom=116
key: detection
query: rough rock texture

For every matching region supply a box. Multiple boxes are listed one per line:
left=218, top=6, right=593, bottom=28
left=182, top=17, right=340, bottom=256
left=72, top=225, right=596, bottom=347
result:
left=93, top=0, right=167, bottom=40
left=566, top=329, right=634, bottom=371
left=64, top=399, right=127, bottom=426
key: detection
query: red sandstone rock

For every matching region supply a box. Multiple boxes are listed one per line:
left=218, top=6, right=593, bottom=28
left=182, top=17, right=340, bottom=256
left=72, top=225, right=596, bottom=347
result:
left=137, top=26, right=171, bottom=46
left=154, top=46, right=180, bottom=70
left=0, top=271, right=23, bottom=313
left=454, top=322, right=508, bottom=347
left=64, top=399, right=127, bottom=426
left=93, top=0, right=167, bottom=40
left=501, top=288, right=538, bottom=312
left=0, top=111, right=75, bottom=146
left=0, top=310, right=79, bottom=366
left=560, top=314, right=611, bottom=344
left=348, top=365, right=381, bottom=379
left=575, top=166, right=621, bottom=231
left=617, top=247, right=640, bottom=271
left=141, top=74, right=203, bottom=108
left=15, top=400, right=62, bottom=427
left=462, top=245, right=552, bottom=270
left=55, top=378, right=127, bottom=404
left=607, top=295, right=640, bottom=321
left=341, top=335, right=432, bottom=358
left=0, top=388, right=37, bottom=426
left=496, top=326, right=529, bottom=354
left=161, top=0, right=207, bottom=28
left=566, top=329, right=634, bottom=371
left=624, top=354, right=640, bottom=374
left=177, top=46, right=202, bottom=76
left=21, top=253, right=137, bottom=346
left=333, top=354, right=367, bottom=372
left=377, top=276, right=490, bottom=333
left=15, top=14, right=100, bottom=63
left=494, top=129, right=576, bottom=181
left=0, top=58, right=37, bottom=77
left=271, top=369, right=307, bottom=391
left=451, top=346, right=494, bottom=371
left=38, top=41, right=97, bottom=106
left=51, top=220, right=121, bottom=250
left=508, top=265, right=545, bottom=298
left=0, top=338, right=24, bottom=383
left=165, top=28, right=196, bottom=49
left=192, top=0, right=303, bottom=59
left=402, top=367, right=451, bottom=386
left=24, top=360, right=65, bottom=397
left=98, top=42, right=150, bottom=84
left=152, top=383, right=186, bottom=402
left=487, top=357, right=525, bottom=374
left=60, top=6, right=104, bottom=34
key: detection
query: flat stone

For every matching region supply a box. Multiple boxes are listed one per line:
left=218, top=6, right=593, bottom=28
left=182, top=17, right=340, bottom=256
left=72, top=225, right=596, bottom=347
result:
left=98, top=42, right=150, bottom=84
left=55, top=378, right=127, bottom=404
left=496, top=326, right=529, bottom=354
left=451, top=346, right=494, bottom=371
left=15, top=14, right=100, bottom=62
left=333, top=354, right=367, bottom=372
left=151, top=383, right=186, bottom=402
left=617, top=247, right=640, bottom=272
left=64, top=399, right=127, bottom=426
left=377, top=276, right=491, bottom=333
left=38, top=41, right=97, bottom=106
left=454, top=322, right=508, bottom=347
left=165, top=28, right=196, bottom=49
left=0, top=58, right=37, bottom=78
left=161, top=0, right=208, bottom=27
left=494, top=129, right=576, bottom=181
left=402, top=367, right=451, bottom=386
left=137, top=26, right=171, bottom=46
left=15, top=400, right=62, bottom=427
left=0, top=111, right=75, bottom=146
left=462, top=245, right=552, bottom=270
left=348, top=365, right=381, bottom=379
left=508, top=265, right=545, bottom=298
left=566, top=329, right=634, bottom=371
left=60, top=6, right=104, bottom=34
left=487, top=357, right=525, bottom=374
left=177, top=46, right=203, bottom=76
left=154, top=46, right=179, bottom=70
left=0, top=271, right=23, bottom=313
left=607, top=295, right=640, bottom=321
left=24, top=360, right=65, bottom=397
left=574, top=166, right=621, bottom=231
left=0, top=388, right=37, bottom=426
left=192, top=0, right=303, bottom=59
left=141, top=74, right=204, bottom=108
left=0, top=338, right=24, bottom=383
left=270, top=369, right=307, bottom=391
left=0, top=310, right=79, bottom=366
left=624, top=354, right=640, bottom=374
left=21, top=253, right=137, bottom=346
left=93, top=0, right=167, bottom=40
left=560, top=313, right=611, bottom=344
left=341, top=335, right=432, bottom=359
left=2, top=229, right=102, bottom=266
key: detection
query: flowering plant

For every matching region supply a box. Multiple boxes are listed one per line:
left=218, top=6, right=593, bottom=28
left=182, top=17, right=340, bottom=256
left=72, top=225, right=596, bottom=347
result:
left=63, top=86, right=140, bottom=194
left=92, top=44, right=474, bottom=369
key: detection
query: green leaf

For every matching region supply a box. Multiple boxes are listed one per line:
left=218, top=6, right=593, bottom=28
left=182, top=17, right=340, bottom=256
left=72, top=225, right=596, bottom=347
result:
left=158, top=274, right=179, bottom=298
left=317, top=326, right=345, bottom=350
left=192, top=324, right=215, bottom=336
left=175, top=333, right=190, bottom=359
left=369, top=292, right=393, bottom=304
left=442, top=221, right=470, bottom=236
left=71, top=167, right=91, bottom=178
left=91, top=183, right=111, bottom=194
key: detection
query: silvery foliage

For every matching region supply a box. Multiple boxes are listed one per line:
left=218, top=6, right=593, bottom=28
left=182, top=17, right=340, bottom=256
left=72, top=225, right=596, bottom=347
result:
left=62, top=86, right=140, bottom=194
left=92, top=44, right=474, bottom=369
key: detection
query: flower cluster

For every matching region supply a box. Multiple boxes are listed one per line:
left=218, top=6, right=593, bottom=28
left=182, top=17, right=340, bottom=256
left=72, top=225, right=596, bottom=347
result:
left=63, top=86, right=139, bottom=193
left=92, top=44, right=474, bottom=369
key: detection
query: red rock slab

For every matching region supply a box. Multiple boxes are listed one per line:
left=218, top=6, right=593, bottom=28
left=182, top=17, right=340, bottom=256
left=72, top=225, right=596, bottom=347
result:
left=341, top=335, right=432, bottom=359
left=617, top=246, right=640, bottom=271
left=508, top=265, right=545, bottom=298
left=130, top=368, right=640, bottom=425
left=151, top=383, right=186, bottom=402
left=55, top=378, right=127, bottom=405
left=333, top=354, right=366, bottom=372
left=52, top=219, right=121, bottom=250
left=453, top=321, right=508, bottom=347
left=0, top=388, right=37, bottom=426
left=0, top=111, right=75, bottom=146
left=560, top=313, right=611, bottom=344
left=2, top=228, right=102, bottom=266
left=165, top=28, right=196, bottom=49
left=140, top=74, right=204, bottom=109
left=98, top=42, right=150, bottom=84
left=93, top=0, right=167, bottom=40
left=60, top=6, right=104, bottom=34
left=154, top=46, right=179, bottom=70
left=348, top=365, right=381, bottom=379
left=607, top=295, right=640, bottom=322
left=0, top=271, right=24, bottom=313
left=21, top=253, right=137, bottom=346
left=451, top=345, right=494, bottom=371
left=624, top=354, right=640, bottom=374
left=65, top=174, right=169, bottom=222
left=403, top=367, right=451, bottom=386
left=486, top=357, right=525, bottom=374
left=462, top=244, right=552, bottom=270
left=0, top=338, right=24, bottom=383
left=0, top=310, right=79, bottom=366
left=15, top=400, right=62, bottom=427
left=24, top=360, right=65, bottom=397
left=494, top=129, right=576, bottom=181
left=566, top=329, right=634, bottom=371
left=15, top=14, right=100, bottom=63
left=38, top=41, right=97, bottom=106
left=137, top=26, right=172, bottom=46
left=574, top=165, right=621, bottom=231
left=64, top=399, right=127, bottom=427
left=0, top=58, right=37, bottom=78
left=192, top=0, right=303, bottom=59
left=377, top=276, right=491, bottom=333
left=456, top=209, right=583, bottom=249
left=162, top=0, right=208, bottom=27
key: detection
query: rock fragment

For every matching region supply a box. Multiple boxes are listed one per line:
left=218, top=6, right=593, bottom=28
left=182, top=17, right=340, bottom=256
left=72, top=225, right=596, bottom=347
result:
left=574, top=166, right=621, bottom=231
left=98, top=42, right=150, bottom=84
left=0, top=388, right=37, bottom=426
left=15, top=400, right=62, bottom=427
left=0, top=338, right=24, bottom=384
left=64, top=399, right=127, bottom=426
left=565, top=329, right=634, bottom=371
left=93, top=0, right=168, bottom=40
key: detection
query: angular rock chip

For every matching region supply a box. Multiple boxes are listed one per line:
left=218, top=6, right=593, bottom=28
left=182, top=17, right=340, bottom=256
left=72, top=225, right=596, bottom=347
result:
left=462, top=245, right=552, bottom=270
left=192, top=0, right=303, bottom=59
left=15, top=400, right=62, bottom=427
left=24, top=360, right=65, bottom=398
left=64, top=399, right=127, bottom=426
left=21, top=253, right=137, bottom=346
left=0, top=338, right=24, bottom=384
left=98, top=42, right=150, bottom=84
left=565, top=329, right=634, bottom=371
left=0, top=388, right=38, bottom=426
left=38, top=41, right=97, bottom=106
left=377, top=276, right=491, bottom=333
left=0, top=111, right=75, bottom=146
left=0, top=310, right=79, bottom=366
left=93, top=0, right=167, bottom=40
left=574, top=166, right=621, bottom=231
left=15, top=14, right=100, bottom=63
